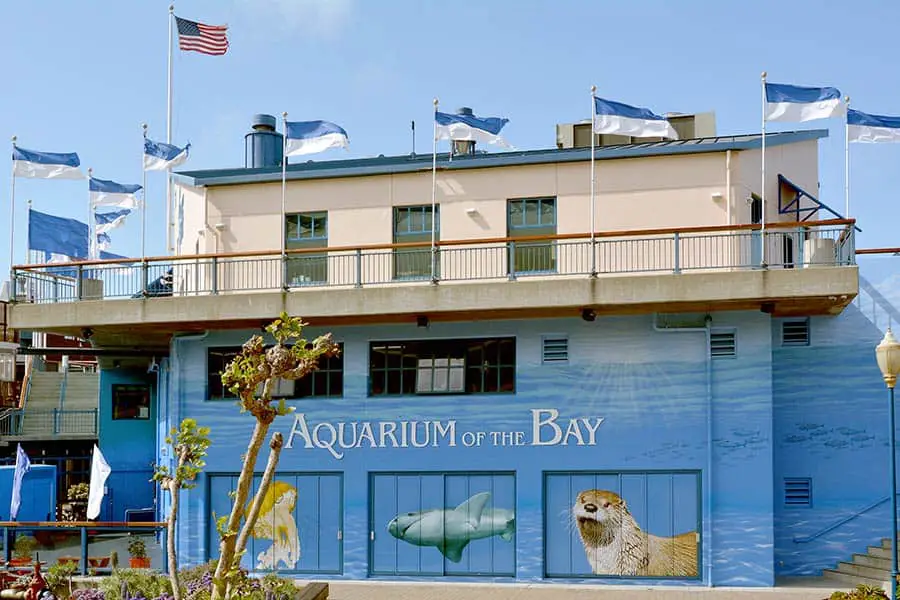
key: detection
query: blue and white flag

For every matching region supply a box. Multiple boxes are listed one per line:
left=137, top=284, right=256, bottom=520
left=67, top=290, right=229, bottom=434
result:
left=765, top=82, right=845, bottom=123
left=144, top=138, right=190, bottom=171
left=28, top=208, right=89, bottom=259
left=593, top=97, right=678, bottom=139
left=435, top=111, right=511, bottom=147
left=284, top=120, right=350, bottom=157
left=10, top=444, right=31, bottom=521
left=12, top=146, right=84, bottom=179
left=99, top=250, right=131, bottom=262
left=89, top=177, right=142, bottom=209
left=96, top=232, right=112, bottom=251
left=848, top=109, right=900, bottom=143
left=95, top=209, right=131, bottom=234
left=42, top=252, right=79, bottom=279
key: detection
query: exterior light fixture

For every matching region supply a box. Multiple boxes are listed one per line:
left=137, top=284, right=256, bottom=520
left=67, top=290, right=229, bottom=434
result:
left=875, top=328, right=900, bottom=600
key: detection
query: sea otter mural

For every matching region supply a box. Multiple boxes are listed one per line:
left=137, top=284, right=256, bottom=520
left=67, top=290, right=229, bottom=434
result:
left=247, top=480, right=301, bottom=570
left=572, top=489, right=698, bottom=577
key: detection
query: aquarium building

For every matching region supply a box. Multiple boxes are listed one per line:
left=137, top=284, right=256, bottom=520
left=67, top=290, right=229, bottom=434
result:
left=8, top=109, right=897, bottom=592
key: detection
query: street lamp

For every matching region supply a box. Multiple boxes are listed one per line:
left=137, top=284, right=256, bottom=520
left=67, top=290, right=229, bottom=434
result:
left=877, top=328, right=900, bottom=600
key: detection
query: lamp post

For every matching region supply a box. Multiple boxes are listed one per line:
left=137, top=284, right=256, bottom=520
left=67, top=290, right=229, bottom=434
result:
left=877, top=328, right=900, bottom=600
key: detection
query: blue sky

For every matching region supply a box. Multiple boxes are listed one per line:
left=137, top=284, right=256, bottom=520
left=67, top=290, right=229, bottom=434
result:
left=2, top=0, right=899, bottom=274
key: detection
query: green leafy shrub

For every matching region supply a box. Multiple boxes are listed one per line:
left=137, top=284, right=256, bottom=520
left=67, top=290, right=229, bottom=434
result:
left=828, top=584, right=890, bottom=600
left=13, top=534, right=38, bottom=560
left=98, top=568, right=173, bottom=600
left=46, top=560, right=79, bottom=597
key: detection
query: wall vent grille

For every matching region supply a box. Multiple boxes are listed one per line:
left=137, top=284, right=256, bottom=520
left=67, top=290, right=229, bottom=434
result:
left=542, top=336, right=569, bottom=364
left=784, top=478, right=812, bottom=507
left=782, top=319, right=810, bottom=347
left=709, top=330, right=736, bottom=359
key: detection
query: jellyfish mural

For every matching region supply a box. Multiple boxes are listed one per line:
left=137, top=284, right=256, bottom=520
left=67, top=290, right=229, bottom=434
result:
left=247, top=480, right=301, bottom=570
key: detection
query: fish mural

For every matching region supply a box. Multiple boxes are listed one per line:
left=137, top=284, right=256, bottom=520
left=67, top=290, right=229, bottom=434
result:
left=246, top=480, right=301, bottom=570
left=387, top=491, right=515, bottom=562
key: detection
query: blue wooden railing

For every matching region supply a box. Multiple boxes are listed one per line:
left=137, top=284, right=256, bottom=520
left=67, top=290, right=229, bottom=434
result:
left=1, top=522, right=167, bottom=576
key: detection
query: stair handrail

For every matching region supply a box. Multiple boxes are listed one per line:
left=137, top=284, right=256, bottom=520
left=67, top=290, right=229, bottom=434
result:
left=18, top=356, right=33, bottom=410
left=793, top=495, right=893, bottom=543
left=858, top=274, right=900, bottom=330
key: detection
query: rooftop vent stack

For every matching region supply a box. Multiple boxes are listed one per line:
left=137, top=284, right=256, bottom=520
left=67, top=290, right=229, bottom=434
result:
left=244, top=114, right=284, bottom=169
left=451, top=107, right=476, bottom=157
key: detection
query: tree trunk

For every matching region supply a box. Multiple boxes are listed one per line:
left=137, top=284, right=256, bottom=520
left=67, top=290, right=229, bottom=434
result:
left=234, top=432, right=284, bottom=559
left=226, top=433, right=284, bottom=600
left=211, top=419, right=270, bottom=600
left=167, top=481, right=182, bottom=600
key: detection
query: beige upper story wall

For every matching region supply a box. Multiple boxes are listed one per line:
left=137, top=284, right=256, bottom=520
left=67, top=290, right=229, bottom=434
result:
left=179, top=140, right=821, bottom=255
left=732, top=139, right=821, bottom=225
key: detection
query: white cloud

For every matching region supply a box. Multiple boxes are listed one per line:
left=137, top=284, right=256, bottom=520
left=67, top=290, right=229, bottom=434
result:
left=232, top=0, right=354, bottom=39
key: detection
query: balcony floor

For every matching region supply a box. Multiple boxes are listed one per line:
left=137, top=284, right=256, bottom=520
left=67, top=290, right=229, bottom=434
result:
left=9, top=266, right=859, bottom=350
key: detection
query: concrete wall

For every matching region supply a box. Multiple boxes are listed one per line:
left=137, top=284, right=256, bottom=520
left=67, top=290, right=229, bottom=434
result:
left=98, top=368, right=157, bottom=521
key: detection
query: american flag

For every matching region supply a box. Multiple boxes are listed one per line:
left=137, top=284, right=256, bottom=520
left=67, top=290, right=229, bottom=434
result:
left=175, top=15, right=229, bottom=56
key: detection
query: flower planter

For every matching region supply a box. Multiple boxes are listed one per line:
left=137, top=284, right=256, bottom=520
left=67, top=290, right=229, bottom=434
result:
left=88, top=557, right=111, bottom=569
left=129, top=557, right=151, bottom=569
left=7, top=557, right=31, bottom=567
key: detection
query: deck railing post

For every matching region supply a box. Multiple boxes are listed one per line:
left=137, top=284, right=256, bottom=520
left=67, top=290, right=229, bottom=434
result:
left=508, top=241, right=517, bottom=281
left=161, top=527, right=169, bottom=574
left=141, top=260, right=150, bottom=297
left=80, top=527, right=88, bottom=576
left=76, top=265, right=84, bottom=301
left=355, top=248, right=362, bottom=288
left=210, top=256, right=219, bottom=295
left=2, top=527, right=9, bottom=563
left=673, top=232, right=681, bottom=274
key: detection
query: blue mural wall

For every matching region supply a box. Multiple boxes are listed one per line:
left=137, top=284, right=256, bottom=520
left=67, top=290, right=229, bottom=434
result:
left=773, top=305, right=891, bottom=576
left=98, top=368, right=157, bottom=521
left=162, top=310, right=807, bottom=586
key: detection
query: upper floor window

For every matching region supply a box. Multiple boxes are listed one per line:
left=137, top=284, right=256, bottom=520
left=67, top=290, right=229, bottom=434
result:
left=207, top=343, right=344, bottom=400
left=393, top=205, right=439, bottom=280
left=285, top=212, right=328, bottom=285
left=369, top=337, right=515, bottom=396
left=286, top=212, right=328, bottom=242
left=508, top=198, right=555, bottom=230
left=508, top=198, right=556, bottom=274
left=394, top=205, right=438, bottom=236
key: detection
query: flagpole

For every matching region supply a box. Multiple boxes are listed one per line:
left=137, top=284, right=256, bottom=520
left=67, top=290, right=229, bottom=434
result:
left=9, top=136, right=17, bottom=285
left=590, top=85, right=597, bottom=277
left=142, top=124, right=149, bottom=260
left=844, top=96, right=851, bottom=218
left=281, top=112, right=288, bottom=290
left=760, top=71, right=767, bottom=268
left=166, top=3, right=174, bottom=255
left=87, top=168, right=94, bottom=260
left=431, top=98, right=439, bottom=284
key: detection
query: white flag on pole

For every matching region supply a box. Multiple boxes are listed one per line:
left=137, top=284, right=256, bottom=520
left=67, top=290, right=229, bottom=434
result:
left=86, top=444, right=112, bottom=520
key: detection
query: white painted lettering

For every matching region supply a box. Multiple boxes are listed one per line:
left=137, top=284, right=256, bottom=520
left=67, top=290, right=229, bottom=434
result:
left=531, top=409, right=563, bottom=446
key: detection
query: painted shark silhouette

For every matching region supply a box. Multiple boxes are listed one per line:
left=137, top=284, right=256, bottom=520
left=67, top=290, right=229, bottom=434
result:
left=386, top=491, right=515, bottom=562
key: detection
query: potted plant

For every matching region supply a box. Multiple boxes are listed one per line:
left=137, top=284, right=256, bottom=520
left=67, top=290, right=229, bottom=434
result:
left=63, top=483, right=90, bottom=522
left=127, top=537, right=150, bottom=569
left=10, top=535, right=38, bottom=567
